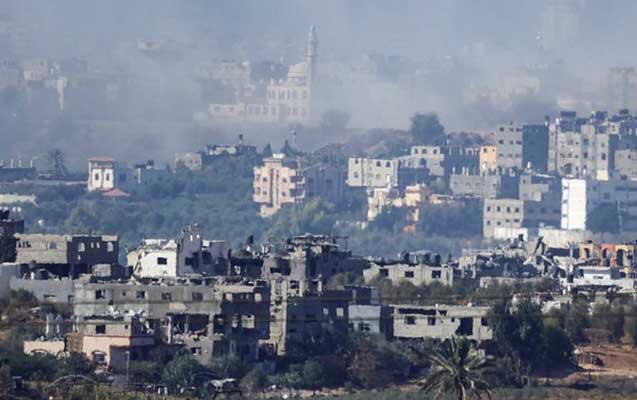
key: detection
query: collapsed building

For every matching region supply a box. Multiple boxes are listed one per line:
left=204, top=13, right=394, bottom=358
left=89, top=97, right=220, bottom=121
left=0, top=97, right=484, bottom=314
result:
left=260, top=235, right=369, bottom=354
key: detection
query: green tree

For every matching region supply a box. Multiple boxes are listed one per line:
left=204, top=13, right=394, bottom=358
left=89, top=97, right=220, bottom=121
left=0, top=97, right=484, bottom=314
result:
left=264, top=198, right=337, bottom=239
left=625, top=304, right=637, bottom=346
left=587, top=203, right=620, bottom=233
left=564, top=298, right=590, bottom=344
left=57, top=353, right=95, bottom=378
left=540, top=325, right=573, bottom=368
left=210, top=354, right=248, bottom=379
left=409, top=112, right=445, bottom=145
left=418, top=201, right=482, bottom=238
left=47, top=148, right=70, bottom=179
left=592, top=302, right=624, bottom=342
left=161, top=354, right=203, bottom=389
left=240, top=367, right=267, bottom=396
left=420, top=337, right=492, bottom=400
left=368, top=206, right=410, bottom=232
left=262, top=143, right=273, bottom=158
left=0, top=364, right=11, bottom=394
left=302, top=359, right=326, bottom=393
left=126, top=361, right=162, bottom=383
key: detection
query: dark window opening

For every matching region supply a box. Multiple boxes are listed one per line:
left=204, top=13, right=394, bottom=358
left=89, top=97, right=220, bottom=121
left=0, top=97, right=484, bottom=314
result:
left=455, top=317, right=474, bottom=336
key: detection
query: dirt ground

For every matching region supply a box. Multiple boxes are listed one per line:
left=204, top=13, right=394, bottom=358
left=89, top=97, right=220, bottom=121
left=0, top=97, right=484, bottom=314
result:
left=575, top=344, right=637, bottom=378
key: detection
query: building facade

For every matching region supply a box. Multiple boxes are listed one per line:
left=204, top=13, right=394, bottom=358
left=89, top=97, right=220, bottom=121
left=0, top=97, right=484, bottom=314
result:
left=254, top=154, right=345, bottom=217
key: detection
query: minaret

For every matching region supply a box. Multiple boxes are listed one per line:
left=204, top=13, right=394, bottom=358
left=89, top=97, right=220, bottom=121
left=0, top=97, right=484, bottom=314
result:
left=305, top=25, right=318, bottom=85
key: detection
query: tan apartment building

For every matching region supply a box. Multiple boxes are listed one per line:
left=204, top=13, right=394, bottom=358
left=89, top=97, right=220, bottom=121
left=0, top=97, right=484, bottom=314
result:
left=253, top=154, right=345, bottom=217
left=479, top=145, right=497, bottom=173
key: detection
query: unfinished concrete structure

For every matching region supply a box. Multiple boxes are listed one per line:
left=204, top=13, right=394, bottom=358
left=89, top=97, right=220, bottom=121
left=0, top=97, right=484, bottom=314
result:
left=407, top=146, right=480, bottom=177
left=547, top=111, right=619, bottom=179
left=390, top=304, right=492, bottom=341
left=15, top=233, right=118, bottom=273
left=72, top=277, right=270, bottom=364
left=449, top=169, right=518, bottom=199
left=261, top=235, right=367, bottom=287
left=363, top=253, right=454, bottom=287
left=67, top=314, right=155, bottom=369
left=495, top=123, right=549, bottom=173
left=259, top=235, right=369, bottom=355
left=347, top=157, right=399, bottom=188
left=483, top=198, right=561, bottom=239
left=614, top=148, right=637, bottom=179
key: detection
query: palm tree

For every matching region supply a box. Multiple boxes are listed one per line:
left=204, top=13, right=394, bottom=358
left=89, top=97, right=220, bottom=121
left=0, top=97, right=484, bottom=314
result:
left=420, top=337, right=492, bottom=400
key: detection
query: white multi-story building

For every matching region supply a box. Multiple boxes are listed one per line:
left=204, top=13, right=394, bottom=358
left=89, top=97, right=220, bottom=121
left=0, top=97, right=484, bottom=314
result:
left=208, top=26, right=317, bottom=125
left=561, top=178, right=587, bottom=230
left=561, top=177, right=637, bottom=231
left=87, top=157, right=132, bottom=193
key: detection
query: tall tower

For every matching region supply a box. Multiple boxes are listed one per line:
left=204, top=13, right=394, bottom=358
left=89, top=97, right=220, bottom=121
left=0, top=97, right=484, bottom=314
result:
left=305, top=25, right=318, bottom=85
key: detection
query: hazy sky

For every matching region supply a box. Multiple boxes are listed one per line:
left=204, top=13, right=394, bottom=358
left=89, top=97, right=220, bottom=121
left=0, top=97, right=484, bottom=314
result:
left=4, top=0, right=637, bottom=167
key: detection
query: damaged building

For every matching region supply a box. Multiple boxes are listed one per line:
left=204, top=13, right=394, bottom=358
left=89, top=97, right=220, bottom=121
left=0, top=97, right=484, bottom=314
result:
left=127, top=225, right=231, bottom=278
left=363, top=252, right=455, bottom=287
left=390, top=304, right=492, bottom=342
left=72, top=277, right=270, bottom=365
left=260, top=235, right=369, bottom=354
left=9, top=233, right=122, bottom=303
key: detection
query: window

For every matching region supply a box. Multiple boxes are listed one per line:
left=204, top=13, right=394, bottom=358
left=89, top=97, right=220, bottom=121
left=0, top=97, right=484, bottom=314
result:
left=427, top=317, right=436, bottom=326
left=190, top=347, right=202, bottom=355
left=405, top=316, right=416, bottom=325
left=95, top=325, right=106, bottom=334
left=157, top=257, right=168, bottom=265
left=136, top=291, right=145, bottom=299
left=95, top=290, right=105, bottom=300
left=404, top=271, right=414, bottom=278
left=94, top=173, right=99, bottom=181
left=48, top=242, right=57, bottom=250
left=105, top=173, right=110, bottom=182
left=432, top=270, right=442, bottom=279
left=185, top=257, right=194, bottom=266
left=192, top=292, right=203, bottom=302
left=379, top=268, right=388, bottom=277
left=161, top=292, right=172, bottom=301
